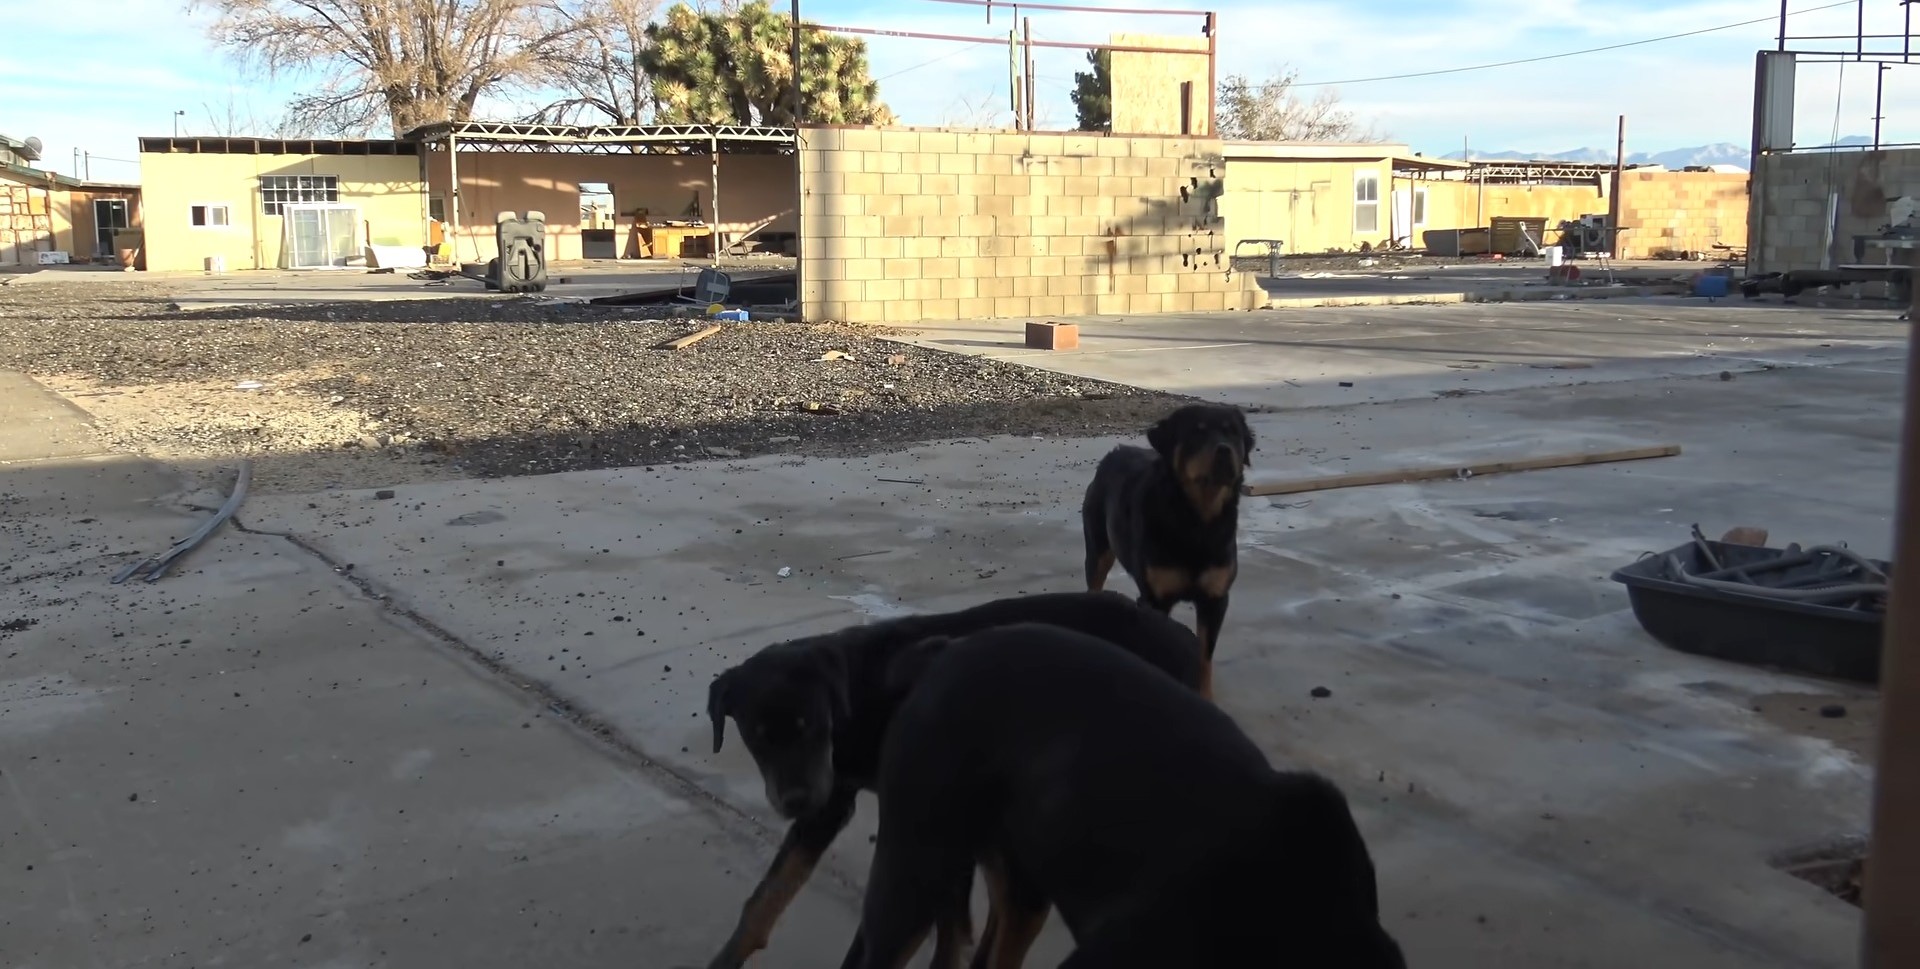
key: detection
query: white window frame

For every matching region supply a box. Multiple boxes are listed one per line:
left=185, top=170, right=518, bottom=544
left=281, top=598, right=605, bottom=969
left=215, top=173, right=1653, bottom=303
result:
left=1412, top=185, right=1429, bottom=228
left=189, top=203, right=233, bottom=229
left=1353, top=170, right=1381, bottom=235
left=259, top=174, right=341, bottom=216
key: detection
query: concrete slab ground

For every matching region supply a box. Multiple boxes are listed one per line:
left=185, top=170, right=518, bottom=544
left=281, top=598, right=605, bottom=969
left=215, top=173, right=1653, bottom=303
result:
left=0, top=373, right=857, bottom=968
left=5, top=296, right=1893, bottom=968
left=223, top=302, right=1894, bottom=967
left=1259, top=262, right=1676, bottom=306
left=891, top=299, right=1911, bottom=410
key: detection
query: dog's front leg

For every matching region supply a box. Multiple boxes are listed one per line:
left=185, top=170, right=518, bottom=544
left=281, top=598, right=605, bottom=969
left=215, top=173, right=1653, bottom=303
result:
left=1193, top=594, right=1228, bottom=700
left=710, top=785, right=858, bottom=969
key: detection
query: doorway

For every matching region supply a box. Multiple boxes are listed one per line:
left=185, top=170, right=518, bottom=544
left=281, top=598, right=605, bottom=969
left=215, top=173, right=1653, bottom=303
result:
left=579, top=182, right=617, bottom=259
left=284, top=204, right=360, bottom=269
left=92, top=198, right=130, bottom=261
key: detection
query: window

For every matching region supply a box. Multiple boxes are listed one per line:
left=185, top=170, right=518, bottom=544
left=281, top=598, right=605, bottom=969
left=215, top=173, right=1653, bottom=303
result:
left=1412, top=186, right=1429, bottom=227
left=190, top=204, right=231, bottom=228
left=428, top=197, right=447, bottom=223
left=1179, top=81, right=1194, bottom=135
left=260, top=175, right=339, bottom=215
left=1353, top=171, right=1380, bottom=235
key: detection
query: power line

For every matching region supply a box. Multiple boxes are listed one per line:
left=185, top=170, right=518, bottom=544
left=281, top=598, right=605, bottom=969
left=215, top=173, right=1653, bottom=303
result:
left=1255, top=0, right=1860, bottom=89
left=877, top=40, right=997, bottom=81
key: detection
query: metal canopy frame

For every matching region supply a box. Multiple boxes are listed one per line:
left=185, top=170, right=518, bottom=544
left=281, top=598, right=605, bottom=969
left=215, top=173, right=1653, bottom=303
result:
left=402, top=121, right=798, bottom=270
left=401, top=121, right=796, bottom=155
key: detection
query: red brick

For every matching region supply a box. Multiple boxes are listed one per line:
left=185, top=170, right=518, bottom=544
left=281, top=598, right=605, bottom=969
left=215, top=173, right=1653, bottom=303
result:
left=1024, top=321, right=1079, bottom=351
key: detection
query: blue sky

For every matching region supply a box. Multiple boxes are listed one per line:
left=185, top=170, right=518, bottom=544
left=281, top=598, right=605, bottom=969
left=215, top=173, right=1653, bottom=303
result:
left=3, top=0, right=1916, bottom=184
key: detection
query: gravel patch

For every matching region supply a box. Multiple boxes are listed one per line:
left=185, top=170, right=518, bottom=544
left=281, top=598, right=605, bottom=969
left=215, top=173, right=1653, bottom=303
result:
left=0, top=277, right=1177, bottom=492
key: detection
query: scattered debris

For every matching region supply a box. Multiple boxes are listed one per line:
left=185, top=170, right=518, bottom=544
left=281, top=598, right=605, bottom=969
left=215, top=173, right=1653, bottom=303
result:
left=886, top=353, right=908, bottom=365
left=447, top=510, right=508, bottom=526
left=111, top=460, right=253, bottom=584
left=1720, top=525, right=1771, bottom=547
left=704, top=446, right=743, bottom=458
left=0, top=617, right=36, bottom=634
left=776, top=566, right=793, bottom=578
left=819, top=349, right=852, bottom=361
left=1310, top=686, right=1333, bottom=699
left=233, top=380, right=266, bottom=390
left=876, top=477, right=925, bottom=485
left=1820, top=704, right=1848, bottom=719
left=374, top=489, right=397, bottom=500
left=659, top=323, right=723, bottom=351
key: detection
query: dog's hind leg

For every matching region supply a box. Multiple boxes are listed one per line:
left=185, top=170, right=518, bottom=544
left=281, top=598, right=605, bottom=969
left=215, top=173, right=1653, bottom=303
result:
left=970, top=851, right=1049, bottom=969
left=713, top=787, right=857, bottom=969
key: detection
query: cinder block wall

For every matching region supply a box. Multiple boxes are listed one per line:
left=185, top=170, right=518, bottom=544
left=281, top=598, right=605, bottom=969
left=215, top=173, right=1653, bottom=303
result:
left=1752, top=148, right=1920, bottom=273
left=797, top=127, right=1265, bottom=323
left=1617, top=171, right=1748, bottom=259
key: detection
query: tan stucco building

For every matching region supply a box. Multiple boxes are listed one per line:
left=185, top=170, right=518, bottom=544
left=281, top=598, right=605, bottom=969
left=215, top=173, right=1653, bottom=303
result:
left=136, top=137, right=427, bottom=272
left=2, top=131, right=141, bottom=268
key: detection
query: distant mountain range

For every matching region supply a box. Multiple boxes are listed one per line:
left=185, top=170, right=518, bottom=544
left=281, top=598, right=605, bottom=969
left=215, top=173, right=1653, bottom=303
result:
left=1438, top=136, right=1880, bottom=171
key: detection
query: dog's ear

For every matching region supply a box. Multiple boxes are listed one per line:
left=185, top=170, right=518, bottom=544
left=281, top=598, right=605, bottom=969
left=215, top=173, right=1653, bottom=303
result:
left=707, top=668, right=736, bottom=754
left=1146, top=415, right=1177, bottom=460
left=883, top=635, right=955, bottom=702
left=809, top=645, right=852, bottom=727
left=1236, top=411, right=1256, bottom=467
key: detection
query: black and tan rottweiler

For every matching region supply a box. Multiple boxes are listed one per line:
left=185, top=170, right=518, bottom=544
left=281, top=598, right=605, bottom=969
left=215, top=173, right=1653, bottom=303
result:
left=701, top=591, right=1206, bottom=969
left=1083, top=402, right=1254, bottom=696
left=847, top=622, right=1405, bottom=969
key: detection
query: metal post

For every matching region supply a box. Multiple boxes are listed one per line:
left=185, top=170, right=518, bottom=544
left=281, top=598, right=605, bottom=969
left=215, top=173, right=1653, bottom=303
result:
left=1023, top=17, right=1036, bottom=131
left=791, top=0, right=805, bottom=125
left=1861, top=249, right=1920, bottom=969
left=710, top=135, right=723, bottom=267
left=83, top=152, right=90, bottom=181
left=1608, top=115, right=1625, bottom=258
left=1874, top=64, right=1888, bottom=149
left=446, top=132, right=462, bottom=263
left=1778, top=0, right=1789, bottom=50
left=1009, top=28, right=1021, bottom=129
left=1856, top=0, right=1864, bottom=60
left=791, top=0, right=805, bottom=320
left=1204, top=12, right=1218, bottom=136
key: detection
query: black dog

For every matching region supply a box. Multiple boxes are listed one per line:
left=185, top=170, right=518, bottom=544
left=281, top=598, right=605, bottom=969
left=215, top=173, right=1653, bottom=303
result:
left=702, top=591, right=1206, bottom=969
left=1082, top=402, right=1254, bottom=697
left=850, top=623, right=1405, bottom=969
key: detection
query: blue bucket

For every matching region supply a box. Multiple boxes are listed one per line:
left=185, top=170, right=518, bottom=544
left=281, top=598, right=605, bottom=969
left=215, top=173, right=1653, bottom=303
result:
left=1693, top=274, right=1731, bottom=298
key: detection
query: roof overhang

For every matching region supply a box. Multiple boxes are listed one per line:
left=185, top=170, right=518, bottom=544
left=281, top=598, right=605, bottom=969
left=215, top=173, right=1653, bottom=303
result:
left=138, top=137, right=418, bottom=156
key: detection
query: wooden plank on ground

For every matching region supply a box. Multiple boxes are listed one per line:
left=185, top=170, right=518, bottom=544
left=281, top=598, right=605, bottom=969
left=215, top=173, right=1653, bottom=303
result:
left=1242, top=444, right=1682, bottom=498
left=658, top=324, right=723, bottom=351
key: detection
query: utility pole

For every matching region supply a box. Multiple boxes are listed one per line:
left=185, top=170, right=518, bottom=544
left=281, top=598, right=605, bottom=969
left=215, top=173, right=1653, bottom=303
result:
left=1607, top=115, right=1626, bottom=257
left=1009, top=28, right=1021, bottom=129
left=1022, top=17, right=1036, bottom=131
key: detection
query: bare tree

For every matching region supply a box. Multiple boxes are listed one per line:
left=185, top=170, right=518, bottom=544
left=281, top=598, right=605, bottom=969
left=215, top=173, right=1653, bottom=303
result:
left=530, top=0, right=662, bottom=124
left=199, top=90, right=278, bottom=136
left=1216, top=67, right=1385, bottom=143
left=942, top=91, right=1008, bottom=129
left=196, top=0, right=597, bottom=136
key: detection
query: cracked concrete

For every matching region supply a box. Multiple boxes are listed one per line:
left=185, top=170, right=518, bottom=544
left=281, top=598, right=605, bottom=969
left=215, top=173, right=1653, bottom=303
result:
left=3, top=298, right=1898, bottom=967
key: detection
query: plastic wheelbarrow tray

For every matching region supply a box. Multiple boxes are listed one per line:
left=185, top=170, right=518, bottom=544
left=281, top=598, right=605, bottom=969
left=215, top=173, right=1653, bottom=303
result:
left=1610, top=537, right=1889, bottom=684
